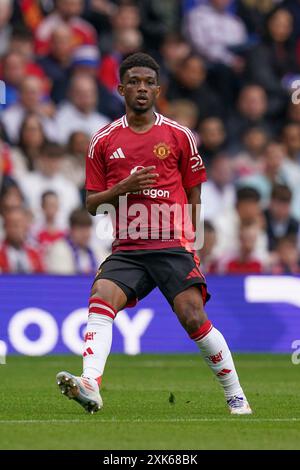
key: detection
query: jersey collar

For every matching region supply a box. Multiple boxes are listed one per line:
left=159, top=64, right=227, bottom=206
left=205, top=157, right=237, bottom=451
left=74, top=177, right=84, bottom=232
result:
left=121, top=112, right=162, bottom=128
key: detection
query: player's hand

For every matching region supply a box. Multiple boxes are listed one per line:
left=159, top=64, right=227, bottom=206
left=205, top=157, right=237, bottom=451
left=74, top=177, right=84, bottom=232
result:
left=118, top=166, right=159, bottom=194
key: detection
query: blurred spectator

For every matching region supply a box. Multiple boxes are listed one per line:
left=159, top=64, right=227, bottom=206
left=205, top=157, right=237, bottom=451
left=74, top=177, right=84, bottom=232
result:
left=237, top=140, right=286, bottom=204
left=199, top=220, right=218, bottom=274
left=202, top=153, right=235, bottom=221
left=283, top=0, right=300, bottom=39
left=0, top=49, right=48, bottom=110
left=198, top=117, right=227, bottom=163
left=227, top=84, right=271, bottom=148
left=166, top=54, right=223, bottom=122
left=158, top=33, right=191, bottom=85
left=48, top=43, right=124, bottom=119
left=82, top=0, right=117, bottom=40
left=236, top=0, right=280, bottom=36
left=0, top=75, right=56, bottom=144
left=0, top=207, right=43, bottom=273
left=8, top=27, right=48, bottom=83
left=246, top=8, right=298, bottom=115
left=9, top=26, right=35, bottom=60
left=17, top=142, right=81, bottom=230
left=35, top=0, right=97, bottom=56
left=96, top=1, right=141, bottom=56
left=72, top=44, right=101, bottom=72
left=281, top=122, right=300, bottom=162
left=232, top=126, right=269, bottom=178
left=46, top=208, right=108, bottom=274
left=61, top=131, right=89, bottom=190
left=139, top=0, right=181, bottom=52
left=214, top=186, right=268, bottom=262
left=0, top=0, right=13, bottom=56
left=166, top=100, right=198, bottom=131
left=110, top=2, right=141, bottom=35
left=98, top=28, right=143, bottom=95
left=0, top=52, right=26, bottom=109
left=34, top=190, right=66, bottom=248
left=37, top=24, right=75, bottom=102
left=0, top=179, right=25, bottom=241
left=72, top=45, right=124, bottom=120
left=185, top=0, right=248, bottom=105
left=11, top=113, right=48, bottom=179
left=222, top=223, right=264, bottom=274
left=0, top=181, right=24, bottom=217
left=271, top=235, right=300, bottom=274
left=55, top=74, right=110, bottom=144
left=264, top=184, right=299, bottom=251
left=238, top=141, right=300, bottom=218
left=184, top=0, right=247, bottom=66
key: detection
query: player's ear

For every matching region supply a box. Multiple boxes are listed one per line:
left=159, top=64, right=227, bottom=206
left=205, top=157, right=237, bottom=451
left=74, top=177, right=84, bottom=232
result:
left=118, top=84, right=125, bottom=97
left=155, top=85, right=161, bottom=98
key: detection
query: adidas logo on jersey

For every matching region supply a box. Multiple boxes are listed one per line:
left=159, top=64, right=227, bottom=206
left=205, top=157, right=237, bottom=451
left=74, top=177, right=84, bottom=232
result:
left=109, top=148, right=126, bottom=159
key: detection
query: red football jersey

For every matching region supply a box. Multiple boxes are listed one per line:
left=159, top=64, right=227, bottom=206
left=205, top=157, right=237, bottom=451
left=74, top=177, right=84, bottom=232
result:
left=86, top=113, right=207, bottom=252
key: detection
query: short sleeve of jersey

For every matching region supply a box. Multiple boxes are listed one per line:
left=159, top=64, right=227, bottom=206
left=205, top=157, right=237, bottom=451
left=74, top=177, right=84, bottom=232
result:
left=85, top=137, right=106, bottom=192
left=178, top=129, right=207, bottom=189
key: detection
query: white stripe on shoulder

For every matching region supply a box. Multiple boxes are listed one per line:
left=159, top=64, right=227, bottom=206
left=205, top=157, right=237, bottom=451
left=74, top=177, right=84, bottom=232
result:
left=161, top=117, right=198, bottom=155
left=89, top=122, right=122, bottom=159
left=162, top=116, right=198, bottom=154
left=88, top=120, right=122, bottom=159
left=154, top=112, right=163, bottom=126
left=89, top=118, right=122, bottom=150
left=122, top=115, right=129, bottom=127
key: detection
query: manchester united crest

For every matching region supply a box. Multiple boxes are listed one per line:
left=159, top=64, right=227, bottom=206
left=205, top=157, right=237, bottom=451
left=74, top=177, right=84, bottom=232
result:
left=153, top=142, right=171, bottom=160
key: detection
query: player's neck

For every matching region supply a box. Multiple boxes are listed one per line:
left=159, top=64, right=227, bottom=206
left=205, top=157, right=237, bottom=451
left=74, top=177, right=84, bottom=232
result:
left=126, top=109, right=156, bottom=133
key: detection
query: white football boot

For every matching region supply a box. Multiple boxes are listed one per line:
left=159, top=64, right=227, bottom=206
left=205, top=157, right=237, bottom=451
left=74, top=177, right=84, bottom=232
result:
left=227, top=395, right=252, bottom=415
left=56, top=371, right=103, bottom=414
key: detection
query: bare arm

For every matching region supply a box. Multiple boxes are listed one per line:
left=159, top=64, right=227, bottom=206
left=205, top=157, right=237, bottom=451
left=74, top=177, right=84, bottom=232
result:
left=86, top=166, right=159, bottom=215
left=185, top=185, right=201, bottom=231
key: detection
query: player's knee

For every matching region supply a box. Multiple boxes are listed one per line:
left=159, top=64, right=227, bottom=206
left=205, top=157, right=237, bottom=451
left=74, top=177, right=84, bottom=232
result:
left=90, top=279, right=127, bottom=312
left=177, top=300, right=207, bottom=333
left=184, top=310, right=206, bottom=333
left=90, top=282, right=113, bottom=305
left=91, top=282, right=103, bottom=298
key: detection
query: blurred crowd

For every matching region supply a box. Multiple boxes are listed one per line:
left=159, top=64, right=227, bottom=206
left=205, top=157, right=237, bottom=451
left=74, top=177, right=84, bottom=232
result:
left=1, top=0, right=300, bottom=275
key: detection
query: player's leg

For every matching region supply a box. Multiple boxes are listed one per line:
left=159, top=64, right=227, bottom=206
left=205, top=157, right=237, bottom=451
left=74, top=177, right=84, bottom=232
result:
left=56, top=279, right=126, bottom=413
left=82, top=251, right=154, bottom=384
left=82, top=278, right=127, bottom=384
left=57, top=251, right=155, bottom=413
left=148, top=248, right=252, bottom=414
left=173, top=286, right=252, bottom=414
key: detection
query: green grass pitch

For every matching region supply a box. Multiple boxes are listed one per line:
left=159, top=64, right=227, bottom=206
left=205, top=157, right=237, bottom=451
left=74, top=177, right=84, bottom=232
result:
left=0, top=354, right=299, bottom=450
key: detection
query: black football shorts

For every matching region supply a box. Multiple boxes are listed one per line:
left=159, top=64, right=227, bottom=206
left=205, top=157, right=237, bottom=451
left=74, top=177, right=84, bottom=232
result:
left=93, top=247, right=210, bottom=310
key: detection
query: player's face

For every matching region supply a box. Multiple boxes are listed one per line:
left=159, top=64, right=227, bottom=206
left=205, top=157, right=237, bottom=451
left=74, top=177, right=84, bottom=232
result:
left=118, top=67, right=160, bottom=113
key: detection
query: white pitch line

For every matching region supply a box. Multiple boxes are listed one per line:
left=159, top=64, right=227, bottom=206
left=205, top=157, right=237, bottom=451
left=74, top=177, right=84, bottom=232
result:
left=0, top=418, right=299, bottom=424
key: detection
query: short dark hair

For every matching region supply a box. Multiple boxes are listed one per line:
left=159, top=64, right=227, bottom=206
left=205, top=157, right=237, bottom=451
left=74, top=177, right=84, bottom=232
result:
left=70, top=208, right=92, bottom=228
left=236, top=186, right=261, bottom=203
left=119, top=52, right=160, bottom=82
left=41, top=190, right=58, bottom=205
left=271, top=184, right=292, bottom=202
